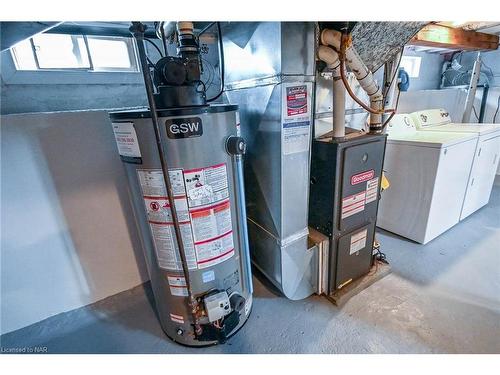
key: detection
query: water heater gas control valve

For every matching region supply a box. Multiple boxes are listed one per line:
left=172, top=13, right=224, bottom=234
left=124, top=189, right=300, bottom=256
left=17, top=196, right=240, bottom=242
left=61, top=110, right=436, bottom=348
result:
left=204, top=291, right=231, bottom=322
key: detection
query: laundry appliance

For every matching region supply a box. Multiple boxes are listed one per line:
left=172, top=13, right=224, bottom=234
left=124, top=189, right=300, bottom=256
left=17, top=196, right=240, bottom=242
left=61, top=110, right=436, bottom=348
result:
left=377, top=114, right=478, bottom=244
left=411, top=108, right=500, bottom=220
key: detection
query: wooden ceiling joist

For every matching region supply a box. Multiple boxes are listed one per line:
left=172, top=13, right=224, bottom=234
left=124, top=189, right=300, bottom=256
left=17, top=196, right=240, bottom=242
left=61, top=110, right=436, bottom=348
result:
left=409, top=24, right=499, bottom=51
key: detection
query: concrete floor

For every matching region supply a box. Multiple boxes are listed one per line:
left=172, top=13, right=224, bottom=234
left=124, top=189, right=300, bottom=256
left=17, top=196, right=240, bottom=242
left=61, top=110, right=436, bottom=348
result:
left=2, top=178, right=499, bottom=354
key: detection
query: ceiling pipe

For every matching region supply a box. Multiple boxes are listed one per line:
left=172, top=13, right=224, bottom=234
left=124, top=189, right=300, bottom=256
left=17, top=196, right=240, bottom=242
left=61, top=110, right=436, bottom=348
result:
left=321, top=28, right=384, bottom=133
left=318, top=45, right=345, bottom=138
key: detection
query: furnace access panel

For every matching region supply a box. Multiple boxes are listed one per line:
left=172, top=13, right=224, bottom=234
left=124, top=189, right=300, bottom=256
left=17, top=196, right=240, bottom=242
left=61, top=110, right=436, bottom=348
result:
left=309, top=130, right=387, bottom=293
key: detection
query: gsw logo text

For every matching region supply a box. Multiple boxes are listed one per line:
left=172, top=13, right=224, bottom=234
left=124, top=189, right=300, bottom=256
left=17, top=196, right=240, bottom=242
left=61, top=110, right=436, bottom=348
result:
left=166, top=117, right=203, bottom=139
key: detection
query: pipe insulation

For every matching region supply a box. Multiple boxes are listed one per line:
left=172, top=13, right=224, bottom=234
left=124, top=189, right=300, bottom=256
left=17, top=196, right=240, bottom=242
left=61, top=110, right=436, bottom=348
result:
left=318, top=46, right=345, bottom=137
left=321, top=29, right=384, bottom=132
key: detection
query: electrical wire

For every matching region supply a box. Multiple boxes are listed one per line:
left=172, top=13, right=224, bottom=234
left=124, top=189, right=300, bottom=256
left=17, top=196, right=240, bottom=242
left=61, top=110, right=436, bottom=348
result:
left=472, top=105, right=479, bottom=121
left=207, top=22, right=225, bottom=102
left=143, top=38, right=163, bottom=58
left=383, top=50, right=404, bottom=99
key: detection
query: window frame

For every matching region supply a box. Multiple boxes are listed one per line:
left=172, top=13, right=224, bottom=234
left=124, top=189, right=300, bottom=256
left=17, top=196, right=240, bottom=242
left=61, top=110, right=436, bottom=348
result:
left=400, top=55, right=422, bottom=78
left=10, top=33, right=140, bottom=73
left=2, top=33, right=144, bottom=86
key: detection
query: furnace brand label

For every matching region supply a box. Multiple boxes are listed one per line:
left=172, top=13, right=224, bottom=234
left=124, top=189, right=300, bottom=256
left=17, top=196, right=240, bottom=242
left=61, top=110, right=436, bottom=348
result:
left=341, top=191, right=366, bottom=219
left=112, top=122, right=142, bottom=159
left=350, top=228, right=368, bottom=255
left=286, top=85, right=308, bottom=117
left=167, top=275, right=188, bottom=297
left=166, top=117, right=203, bottom=139
left=351, top=170, right=375, bottom=185
left=365, top=177, right=379, bottom=204
left=184, top=163, right=229, bottom=208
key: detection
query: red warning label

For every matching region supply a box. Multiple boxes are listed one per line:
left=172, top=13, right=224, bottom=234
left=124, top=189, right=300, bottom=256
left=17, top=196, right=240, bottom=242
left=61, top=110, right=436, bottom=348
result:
left=138, top=164, right=235, bottom=272
left=286, top=85, right=308, bottom=117
left=341, top=191, right=366, bottom=219
left=190, top=199, right=234, bottom=269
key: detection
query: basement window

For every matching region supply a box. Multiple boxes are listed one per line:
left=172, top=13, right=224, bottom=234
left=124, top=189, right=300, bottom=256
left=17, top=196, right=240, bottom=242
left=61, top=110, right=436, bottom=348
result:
left=10, top=33, right=139, bottom=72
left=400, top=56, right=422, bottom=78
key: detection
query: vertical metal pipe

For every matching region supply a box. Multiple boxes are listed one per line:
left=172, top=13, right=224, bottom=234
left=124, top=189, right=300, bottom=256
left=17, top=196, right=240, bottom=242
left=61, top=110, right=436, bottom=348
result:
left=235, top=154, right=253, bottom=294
left=479, top=85, right=489, bottom=123
left=130, top=22, right=198, bottom=321
left=462, top=53, right=482, bottom=123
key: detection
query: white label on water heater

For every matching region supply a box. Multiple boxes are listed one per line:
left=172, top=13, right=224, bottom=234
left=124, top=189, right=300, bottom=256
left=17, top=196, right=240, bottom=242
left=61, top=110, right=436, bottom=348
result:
left=350, top=228, right=368, bottom=255
left=137, top=169, right=197, bottom=271
left=190, top=199, right=234, bottom=269
left=167, top=275, right=188, bottom=297
left=183, top=163, right=229, bottom=208
left=138, top=169, right=185, bottom=197
left=112, top=122, right=142, bottom=158
left=149, top=222, right=197, bottom=271
left=137, top=165, right=234, bottom=272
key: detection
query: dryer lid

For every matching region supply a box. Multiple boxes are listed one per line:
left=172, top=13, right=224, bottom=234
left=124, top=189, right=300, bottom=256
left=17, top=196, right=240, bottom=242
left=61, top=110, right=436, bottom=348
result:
left=429, top=123, right=500, bottom=136
left=387, top=129, right=477, bottom=148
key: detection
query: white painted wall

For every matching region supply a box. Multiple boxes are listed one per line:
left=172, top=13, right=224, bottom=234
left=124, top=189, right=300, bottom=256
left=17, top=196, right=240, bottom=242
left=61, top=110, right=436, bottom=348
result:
left=398, top=88, right=467, bottom=122
left=1, top=110, right=149, bottom=334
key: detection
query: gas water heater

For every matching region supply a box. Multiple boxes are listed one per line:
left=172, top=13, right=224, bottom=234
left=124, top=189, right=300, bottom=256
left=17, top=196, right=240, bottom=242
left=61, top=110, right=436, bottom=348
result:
left=110, top=22, right=252, bottom=346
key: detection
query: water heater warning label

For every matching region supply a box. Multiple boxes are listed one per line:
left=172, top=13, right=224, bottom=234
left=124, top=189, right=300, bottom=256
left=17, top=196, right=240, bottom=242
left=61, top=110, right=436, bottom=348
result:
left=112, top=122, right=142, bottom=158
left=167, top=275, right=188, bottom=297
left=190, top=199, right=234, bottom=269
left=137, top=164, right=234, bottom=271
left=184, top=163, right=229, bottom=208
left=138, top=169, right=196, bottom=272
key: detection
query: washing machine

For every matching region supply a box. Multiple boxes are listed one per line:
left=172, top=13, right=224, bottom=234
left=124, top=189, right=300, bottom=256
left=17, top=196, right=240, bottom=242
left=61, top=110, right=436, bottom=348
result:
left=377, top=114, right=478, bottom=244
left=411, top=108, right=500, bottom=220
